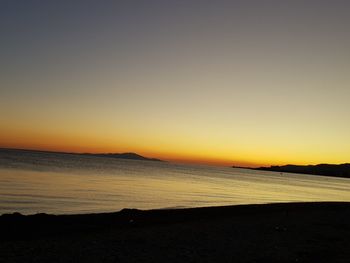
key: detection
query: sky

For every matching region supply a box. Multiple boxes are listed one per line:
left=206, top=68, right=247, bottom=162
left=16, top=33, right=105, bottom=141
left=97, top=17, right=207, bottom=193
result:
left=1, top=0, right=350, bottom=167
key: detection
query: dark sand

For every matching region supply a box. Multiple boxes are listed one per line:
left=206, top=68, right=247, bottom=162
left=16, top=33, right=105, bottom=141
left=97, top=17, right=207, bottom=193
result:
left=1, top=202, right=350, bottom=263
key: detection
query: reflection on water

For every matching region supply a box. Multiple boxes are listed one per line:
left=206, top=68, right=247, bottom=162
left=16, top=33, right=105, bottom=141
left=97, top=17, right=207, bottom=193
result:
left=0, top=150, right=350, bottom=215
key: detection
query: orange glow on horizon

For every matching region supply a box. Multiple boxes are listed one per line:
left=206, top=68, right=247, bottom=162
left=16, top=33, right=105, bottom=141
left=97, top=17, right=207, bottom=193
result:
left=0, top=143, right=262, bottom=168
left=1, top=125, right=349, bottom=168
left=0, top=130, right=264, bottom=167
left=1, top=139, right=346, bottom=169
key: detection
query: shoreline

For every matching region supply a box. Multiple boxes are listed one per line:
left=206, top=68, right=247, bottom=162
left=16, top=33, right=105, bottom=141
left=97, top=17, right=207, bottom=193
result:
left=1, top=202, right=350, bottom=262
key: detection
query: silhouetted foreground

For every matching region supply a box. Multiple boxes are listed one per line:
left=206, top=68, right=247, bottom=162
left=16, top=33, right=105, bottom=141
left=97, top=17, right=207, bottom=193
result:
left=1, top=202, right=350, bottom=262
left=255, top=163, right=350, bottom=178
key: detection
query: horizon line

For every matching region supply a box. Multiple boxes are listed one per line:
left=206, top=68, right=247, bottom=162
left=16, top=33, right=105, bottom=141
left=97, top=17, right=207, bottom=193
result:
left=1, top=146, right=349, bottom=168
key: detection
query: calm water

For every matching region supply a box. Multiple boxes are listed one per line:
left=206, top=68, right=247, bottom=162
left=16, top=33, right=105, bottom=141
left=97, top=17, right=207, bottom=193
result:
left=1, top=149, right=350, bottom=215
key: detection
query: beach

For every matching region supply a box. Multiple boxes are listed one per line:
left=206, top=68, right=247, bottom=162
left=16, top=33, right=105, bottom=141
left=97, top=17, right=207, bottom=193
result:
left=1, top=202, right=350, bottom=262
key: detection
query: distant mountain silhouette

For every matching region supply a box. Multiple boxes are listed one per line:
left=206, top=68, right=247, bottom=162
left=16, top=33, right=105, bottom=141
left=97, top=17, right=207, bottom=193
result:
left=89, top=152, right=163, bottom=162
left=255, top=164, right=350, bottom=178
left=0, top=148, right=163, bottom=162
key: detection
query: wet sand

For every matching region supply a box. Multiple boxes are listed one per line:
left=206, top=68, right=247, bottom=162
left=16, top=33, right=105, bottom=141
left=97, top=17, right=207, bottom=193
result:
left=1, top=202, right=350, bottom=262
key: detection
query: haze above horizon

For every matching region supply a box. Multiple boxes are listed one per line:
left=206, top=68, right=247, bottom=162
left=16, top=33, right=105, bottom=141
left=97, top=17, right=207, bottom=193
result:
left=1, top=1, right=350, bottom=167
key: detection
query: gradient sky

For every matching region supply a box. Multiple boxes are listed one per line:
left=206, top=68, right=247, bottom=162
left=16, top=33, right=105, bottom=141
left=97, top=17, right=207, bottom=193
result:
left=1, top=1, right=350, bottom=166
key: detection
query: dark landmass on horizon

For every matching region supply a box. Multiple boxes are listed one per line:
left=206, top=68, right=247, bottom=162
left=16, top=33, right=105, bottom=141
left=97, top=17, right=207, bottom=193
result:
left=253, top=163, right=350, bottom=179
left=0, top=148, right=163, bottom=162
left=1, top=202, right=350, bottom=262
left=88, top=152, right=162, bottom=162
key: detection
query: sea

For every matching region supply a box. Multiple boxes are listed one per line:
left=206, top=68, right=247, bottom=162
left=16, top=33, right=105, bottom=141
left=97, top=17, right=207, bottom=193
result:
left=1, top=149, right=350, bottom=215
